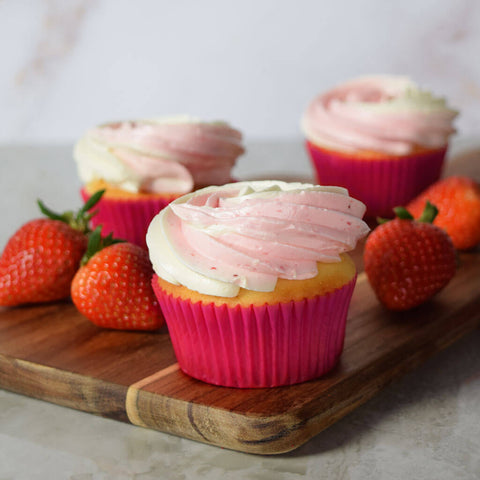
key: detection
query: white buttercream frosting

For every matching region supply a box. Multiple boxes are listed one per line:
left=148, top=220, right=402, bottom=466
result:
left=74, top=116, right=245, bottom=194
left=146, top=180, right=369, bottom=297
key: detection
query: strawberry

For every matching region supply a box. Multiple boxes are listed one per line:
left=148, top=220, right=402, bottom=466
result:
left=0, top=191, right=104, bottom=306
left=364, top=202, right=456, bottom=311
left=71, top=228, right=164, bottom=331
left=407, top=175, right=480, bottom=250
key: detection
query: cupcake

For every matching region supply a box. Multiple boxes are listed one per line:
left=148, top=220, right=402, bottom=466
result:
left=74, top=116, right=245, bottom=248
left=301, top=75, right=458, bottom=218
left=146, top=180, right=369, bottom=388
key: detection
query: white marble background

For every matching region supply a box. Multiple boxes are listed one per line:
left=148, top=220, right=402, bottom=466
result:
left=1, top=0, right=480, bottom=143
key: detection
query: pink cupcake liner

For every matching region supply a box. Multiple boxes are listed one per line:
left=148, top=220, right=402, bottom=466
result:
left=306, top=141, right=447, bottom=218
left=81, top=189, right=177, bottom=248
left=152, top=275, right=357, bottom=388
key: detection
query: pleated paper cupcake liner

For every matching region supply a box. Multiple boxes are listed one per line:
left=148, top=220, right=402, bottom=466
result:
left=306, top=141, right=447, bottom=218
left=81, top=188, right=178, bottom=248
left=152, top=275, right=357, bottom=388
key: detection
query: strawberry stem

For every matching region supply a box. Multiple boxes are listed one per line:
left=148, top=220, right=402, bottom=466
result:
left=37, top=201, right=67, bottom=222
left=392, top=207, right=414, bottom=220
left=376, top=216, right=390, bottom=225
left=418, top=200, right=439, bottom=223
left=37, top=189, right=105, bottom=234
left=80, top=226, right=124, bottom=266
left=80, top=189, right=105, bottom=214
left=377, top=201, right=439, bottom=225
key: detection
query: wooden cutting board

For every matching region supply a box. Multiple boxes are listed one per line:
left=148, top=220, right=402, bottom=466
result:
left=1, top=152, right=479, bottom=455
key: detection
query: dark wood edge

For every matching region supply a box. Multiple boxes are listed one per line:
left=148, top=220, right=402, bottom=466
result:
left=127, top=294, right=480, bottom=455
left=0, top=354, right=129, bottom=423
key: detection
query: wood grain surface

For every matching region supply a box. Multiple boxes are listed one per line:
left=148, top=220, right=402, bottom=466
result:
left=0, top=150, right=479, bottom=454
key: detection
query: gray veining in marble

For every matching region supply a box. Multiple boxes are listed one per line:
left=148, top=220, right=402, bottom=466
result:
left=1, top=0, right=480, bottom=142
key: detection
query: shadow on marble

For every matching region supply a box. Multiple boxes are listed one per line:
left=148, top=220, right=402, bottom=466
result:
left=281, top=329, right=480, bottom=459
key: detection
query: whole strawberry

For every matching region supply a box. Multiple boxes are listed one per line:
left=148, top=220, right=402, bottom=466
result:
left=364, top=202, right=457, bottom=311
left=0, top=191, right=104, bottom=306
left=407, top=175, right=480, bottom=250
left=71, top=228, right=164, bottom=331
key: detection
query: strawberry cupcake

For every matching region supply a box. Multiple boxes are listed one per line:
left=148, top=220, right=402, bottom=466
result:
left=301, top=75, right=458, bottom=218
left=74, top=116, right=245, bottom=248
left=146, top=180, right=369, bottom=388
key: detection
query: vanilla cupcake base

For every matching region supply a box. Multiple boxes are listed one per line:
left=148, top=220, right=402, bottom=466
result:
left=152, top=255, right=357, bottom=388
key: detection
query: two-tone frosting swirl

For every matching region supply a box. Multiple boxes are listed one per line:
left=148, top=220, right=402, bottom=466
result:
left=74, top=116, right=245, bottom=194
left=301, top=75, right=458, bottom=155
left=146, top=180, right=369, bottom=297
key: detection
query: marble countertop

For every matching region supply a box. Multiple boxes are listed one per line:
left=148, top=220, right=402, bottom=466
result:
left=0, top=142, right=479, bottom=480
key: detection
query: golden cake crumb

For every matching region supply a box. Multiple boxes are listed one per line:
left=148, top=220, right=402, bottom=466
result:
left=155, top=253, right=356, bottom=307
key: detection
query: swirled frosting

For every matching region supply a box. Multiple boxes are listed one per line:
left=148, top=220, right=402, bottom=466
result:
left=301, top=75, right=458, bottom=155
left=146, top=180, right=369, bottom=297
left=74, top=116, right=245, bottom=194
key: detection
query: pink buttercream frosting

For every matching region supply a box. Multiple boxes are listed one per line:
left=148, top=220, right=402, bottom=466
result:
left=74, top=116, right=245, bottom=194
left=302, top=75, right=458, bottom=155
left=146, top=181, right=369, bottom=297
